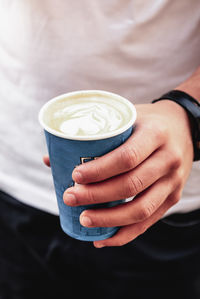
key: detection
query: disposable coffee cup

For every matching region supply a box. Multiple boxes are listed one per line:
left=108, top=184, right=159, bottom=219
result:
left=39, top=90, right=137, bottom=241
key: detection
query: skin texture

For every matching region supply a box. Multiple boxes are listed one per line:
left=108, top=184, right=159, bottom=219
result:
left=43, top=66, right=200, bottom=248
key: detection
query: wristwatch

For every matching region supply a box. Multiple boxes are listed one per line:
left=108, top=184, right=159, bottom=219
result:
left=152, top=90, right=200, bottom=161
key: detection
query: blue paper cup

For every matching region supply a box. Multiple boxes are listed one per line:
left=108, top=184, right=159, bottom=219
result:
left=39, top=90, right=137, bottom=241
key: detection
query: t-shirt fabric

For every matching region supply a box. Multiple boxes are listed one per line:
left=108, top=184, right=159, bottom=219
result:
left=0, top=0, right=200, bottom=216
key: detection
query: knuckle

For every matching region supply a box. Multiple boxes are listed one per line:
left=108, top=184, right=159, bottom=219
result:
left=153, top=122, right=168, bottom=141
left=171, top=169, right=184, bottom=190
left=120, top=145, right=139, bottom=170
left=120, top=174, right=143, bottom=198
left=170, top=151, right=182, bottom=170
left=77, top=160, right=102, bottom=183
left=87, top=187, right=96, bottom=204
left=123, top=175, right=144, bottom=197
left=175, top=169, right=184, bottom=187
left=85, top=162, right=101, bottom=182
left=168, top=192, right=181, bottom=205
left=136, top=204, right=153, bottom=222
left=96, top=214, right=110, bottom=227
left=92, top=162, right=101, bottom=181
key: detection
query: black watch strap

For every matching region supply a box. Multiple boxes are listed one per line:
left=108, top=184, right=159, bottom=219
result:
left=152, top=90, right=200, bottom=161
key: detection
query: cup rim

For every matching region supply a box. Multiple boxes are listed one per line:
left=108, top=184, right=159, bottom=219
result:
left=38, top=90, right=137, bottom=141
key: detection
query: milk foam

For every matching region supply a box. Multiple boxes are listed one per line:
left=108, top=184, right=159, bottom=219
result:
left=56, top=102, right=124, bottom=136
left=43, top=92, right=135, bottom=139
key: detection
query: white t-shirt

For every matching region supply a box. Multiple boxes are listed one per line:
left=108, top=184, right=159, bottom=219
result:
left=0, top=0, right=200, bottom=216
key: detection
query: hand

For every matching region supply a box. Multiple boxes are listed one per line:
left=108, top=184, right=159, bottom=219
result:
left=44, top=100, right=193, bottom=247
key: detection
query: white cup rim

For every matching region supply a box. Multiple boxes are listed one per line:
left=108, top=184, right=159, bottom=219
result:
left=38, top=90, right=137, bottom=141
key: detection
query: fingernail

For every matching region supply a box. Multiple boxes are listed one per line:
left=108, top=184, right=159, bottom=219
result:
left=80, top=215, right=92, bottom=227
left=73, top=170, right=83, bottom=183
left=64, top=193, right=77, bottom=205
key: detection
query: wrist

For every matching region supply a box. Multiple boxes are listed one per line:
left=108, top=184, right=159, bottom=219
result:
left=175, top=66, right=200, bottom=102
left=152, top=90, right=200, bottom=161
left=153, top=99, right=193, bottom=139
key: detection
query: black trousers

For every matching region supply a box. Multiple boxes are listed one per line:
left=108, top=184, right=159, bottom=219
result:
left=0, top=190, right=200, bottom=299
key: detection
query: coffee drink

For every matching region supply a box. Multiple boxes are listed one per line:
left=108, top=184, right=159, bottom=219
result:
left=42, top=91, right=134, bottom=139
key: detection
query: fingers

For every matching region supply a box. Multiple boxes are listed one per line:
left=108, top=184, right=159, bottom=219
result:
left=63, top=149, right=173, bottom=206
left=43, top=155, right=50, bottom=167
left=72, top=122, right=166, bottom=184
left=79, top=174, right=173, bottom=228
left=93, top=190, right=180, bottom=248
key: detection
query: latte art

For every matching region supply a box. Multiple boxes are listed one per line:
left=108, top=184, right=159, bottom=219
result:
left=41, top=91, right=136, bottom=140
left=56, top=102, right=123, bottom=136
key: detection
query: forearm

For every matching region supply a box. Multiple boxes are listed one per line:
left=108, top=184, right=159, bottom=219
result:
left=158, top=65, right=200, bottom=161
left=175, top=66, right=200, bottom=102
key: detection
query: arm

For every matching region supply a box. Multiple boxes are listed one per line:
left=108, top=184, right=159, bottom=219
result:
left=175, top=66, right=200, bottom=102
left=61, top=66, right=200, bottom=247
